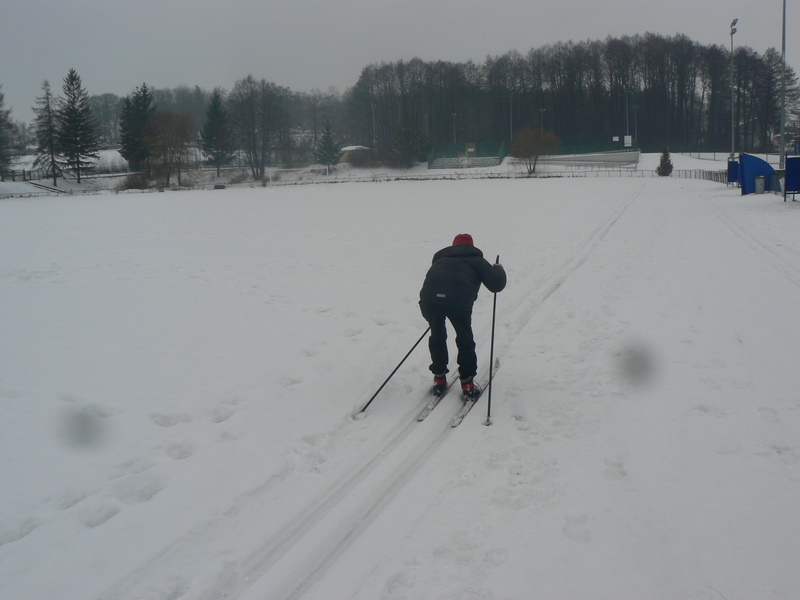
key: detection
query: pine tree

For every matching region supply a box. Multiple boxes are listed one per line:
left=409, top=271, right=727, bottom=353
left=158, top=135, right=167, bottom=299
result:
left=33, top=81, right=61, bottom=186
left=656, top=147, right=674, bottom=176
left=314, top=122, right=340, bottom=168
left=119, top=83, right=156, bottom=175
left=55, top=69, right=99, bottom=183
left=201, top=89, right=235, bottom=176
left=391, top=116, right=430, bottom=169
left=0, top=86, right=13, bottom=178
left=392, top=122, right=416, bottom=169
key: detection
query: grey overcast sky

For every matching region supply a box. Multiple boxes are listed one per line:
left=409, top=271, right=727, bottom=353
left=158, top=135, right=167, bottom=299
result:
left=1, top=0, right=795, bottom=123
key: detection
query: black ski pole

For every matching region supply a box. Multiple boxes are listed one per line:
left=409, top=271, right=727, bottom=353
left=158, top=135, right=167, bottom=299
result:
left=485, top=255, right=499, bottom=426
left=357, top=326, right=431, bottom=415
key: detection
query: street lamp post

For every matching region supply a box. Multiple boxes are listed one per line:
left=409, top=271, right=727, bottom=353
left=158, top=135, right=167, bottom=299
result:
left=509, top=94, right=513, bottom=142
left=371, top=103, right=377, bottom=148
left=780, top=0, right=787, bottom=170
left=625, top=92, right=630, bottom=137
left=452, top=112, right=457, bottom=145
left=538, top=108, right=546, bottom=138
left=730, top=19, right=738, bottom=159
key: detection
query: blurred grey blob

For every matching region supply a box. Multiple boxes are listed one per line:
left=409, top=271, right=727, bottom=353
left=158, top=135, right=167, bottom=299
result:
left=617, top=340, right=658, bottom=387
left=58, top=406, right=108, bottom=449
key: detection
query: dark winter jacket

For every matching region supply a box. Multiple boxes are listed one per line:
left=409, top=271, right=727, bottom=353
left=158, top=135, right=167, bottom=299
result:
left=419, top=244, right=507, bottom=310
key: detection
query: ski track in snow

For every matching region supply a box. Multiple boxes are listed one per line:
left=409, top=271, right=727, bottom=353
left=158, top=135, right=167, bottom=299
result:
left=212, top=183, right=646, bottom=599
left=86, top=182, right=646, bottom=600
left=704, top=196, right=800, bottom=291
left=287, top=182, right=800, bottom=600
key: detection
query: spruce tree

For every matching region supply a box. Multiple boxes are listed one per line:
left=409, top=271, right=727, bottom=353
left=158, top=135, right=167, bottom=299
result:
left=314, top=122, right=340, bottom=168
left=391, top=116, right=430, bottom=169
left=0, top=86, right=13, bottom=178
left=119, top=83, right=156, bottom=175
left=55, top=69, right=99, bottom=183
left=33, top=81, right=61, bottom=186
left=656, top=147, right=674, bottom=176
left=201, top=89, right=235, bottom=176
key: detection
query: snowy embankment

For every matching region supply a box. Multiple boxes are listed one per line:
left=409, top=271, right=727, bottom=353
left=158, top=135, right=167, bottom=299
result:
left=1, top=150, right=729, bottom=199
left=1, top=174, right=799, bottom=599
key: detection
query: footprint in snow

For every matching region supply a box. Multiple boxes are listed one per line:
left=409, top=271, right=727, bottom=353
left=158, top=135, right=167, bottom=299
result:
left=277, top=376, right=303, bottom=387
left=210, top=406, right=235, bottom=423
left=771, top=445, right=800, bottom=465
left=165, top=441, right=194, bottom=460
left=483, top=547, right=509, bottom=566
left=150, top=412, right=192, bottom=427
left=79, top=503, right=121, bottom=529
left=384, top=570, right=416, bottom=598
left=0, top=516, right=44, bottom=546
left=693, top=404, right=727, bottom=418
left=512, top=414, right=531, bottom=430
left=603, top=460, right=627, bottom=480
left=563, top=514, right=592, bottom=543
left=110, top=473, right=164, bottom=504
left=758, top=407, right=779, bottom=423
left=210, top=397, right=243, bottom=423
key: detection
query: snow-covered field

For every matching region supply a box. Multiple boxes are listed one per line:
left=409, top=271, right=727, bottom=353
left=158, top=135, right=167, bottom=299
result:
left=2, top=166, right=800, bottom=599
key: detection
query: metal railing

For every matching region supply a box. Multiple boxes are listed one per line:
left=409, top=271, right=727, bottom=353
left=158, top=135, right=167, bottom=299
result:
left=263, top=167, right=730, bottom=186
left=1, top=166, right=732, bottom=198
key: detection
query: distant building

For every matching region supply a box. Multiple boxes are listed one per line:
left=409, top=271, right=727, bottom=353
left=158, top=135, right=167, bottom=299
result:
left=340, top=146, right=372, bottom=165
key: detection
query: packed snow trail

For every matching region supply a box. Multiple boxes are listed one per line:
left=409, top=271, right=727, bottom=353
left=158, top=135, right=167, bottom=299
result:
left=704, top=195, right=800, bottom=291
left=229, top=183, right=645, bottom=599
left=94, top=179, right=643, bottom=600
left=262, top=180, right=800, bottom=600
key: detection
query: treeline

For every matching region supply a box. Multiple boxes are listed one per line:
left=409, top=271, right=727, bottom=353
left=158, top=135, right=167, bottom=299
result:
left=87, top=33, right=800, bottom=156
left=349, top=34, right=799, bottom=154
left=2, top=32, right=799, bottom=182
left=95, top=33, right=800, bottom=157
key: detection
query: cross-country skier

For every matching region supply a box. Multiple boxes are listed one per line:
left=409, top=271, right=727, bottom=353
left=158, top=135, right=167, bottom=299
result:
left=419, top=233, right=506, bottom=399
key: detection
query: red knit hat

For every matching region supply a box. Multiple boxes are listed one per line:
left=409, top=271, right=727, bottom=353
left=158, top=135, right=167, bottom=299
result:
left=453, top=233, right=474, bottom=246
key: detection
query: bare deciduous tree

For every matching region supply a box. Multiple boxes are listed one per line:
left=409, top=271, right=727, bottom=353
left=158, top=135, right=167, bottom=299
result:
left=145, top=110, right=195, bottom=187
left=228, top=76, right=290, bottom=180
left=88, top=93, right=122, bottom=145
left=511, top=126, right=560, bottom=174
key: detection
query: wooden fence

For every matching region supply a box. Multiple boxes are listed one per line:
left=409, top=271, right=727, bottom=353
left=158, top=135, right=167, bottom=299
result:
left=0, top=168, right=49, bottom=182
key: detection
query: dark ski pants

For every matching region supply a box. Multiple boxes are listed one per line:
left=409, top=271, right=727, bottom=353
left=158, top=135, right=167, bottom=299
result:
left=419, top=302, right=476, bottom=380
